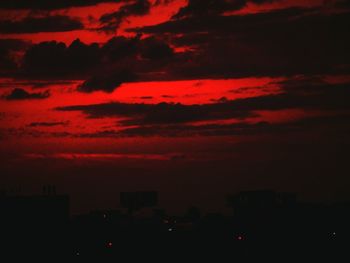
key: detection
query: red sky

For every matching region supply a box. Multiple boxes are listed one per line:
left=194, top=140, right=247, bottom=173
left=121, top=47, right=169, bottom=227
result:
left=1, top=0, right=350, bottom=214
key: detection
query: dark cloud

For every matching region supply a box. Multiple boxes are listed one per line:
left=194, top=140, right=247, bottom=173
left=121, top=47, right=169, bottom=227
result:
left=172, top=0, right=278, bottom=19
left=273, top=76, right=326, bottom=91
left=226, top=82, right=350, bottom=111
left=154, top=0, right=175, bottom=5
left=23, top=81, right=76, bottom=89
left=101, top=35, right=140, bottom=62
left=116, top=114, right=350, bottom=137
left=0, top=16, right=83, bottom=34
left=18, top=35, right=176, bottom=91
left=56, top=80, right=350, bottom=129
left=28, top=121, right=69, bottom=127
left=3, top=109, right=350, bottom=139
left=19, top=35, right=174, bottom=79
left=4, top=88, right=49, bottom=100
left=0, top=39, right=30, bottom=76
left=116, top=121, right=280, bottom=137
left=172, top=0, right=246, bottom=19
left=99, top=0, right=151, bottom=32
left=0, top=39, right=29, bottom=52
left=20, top=39, right=101, bottom=79
left=32, top=113, right=350, bottom=138
left=0, top=0, right=125, bottom=10
left=77, top=69, right=137, bottom=93
left=6, top=5, right=350, bottom=89
left=131, top=7, right=350, bottom=78
left=0, top=80, right=76, bottom=89
left=139, top=36, right=174, bottom=60
left=211, top=97, right=229, bottom=103
left=137, top=111, right=337, bottom=138
left=56, top=101, right=255, bottom=125
left=132, top=7, right=305, bottom=34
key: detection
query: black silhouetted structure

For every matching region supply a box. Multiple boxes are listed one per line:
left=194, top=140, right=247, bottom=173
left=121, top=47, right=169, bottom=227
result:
left=0, top=189, right=349, bottom=261
left=120, top=191, right=158, bottom=214
left=0, top=195, right=69, bottom=223
left=227, top=190, right=296, bottom=217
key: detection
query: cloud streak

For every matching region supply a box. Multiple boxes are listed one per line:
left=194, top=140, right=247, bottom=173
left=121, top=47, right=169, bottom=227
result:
left=4, top=88, right=50, bottom=100
left=0, top=0, right=126, bottom=10
left=99, top=0, right=152, bottom=32
left=0, top=16, right=84, bottom=34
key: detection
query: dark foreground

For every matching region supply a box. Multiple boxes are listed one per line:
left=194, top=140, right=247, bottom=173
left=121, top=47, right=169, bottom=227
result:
left=0, top=191, right=349, bottom=261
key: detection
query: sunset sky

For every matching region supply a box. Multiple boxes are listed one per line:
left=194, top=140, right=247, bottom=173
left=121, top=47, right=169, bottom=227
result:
left=1, top=0, right=350, bottom=214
